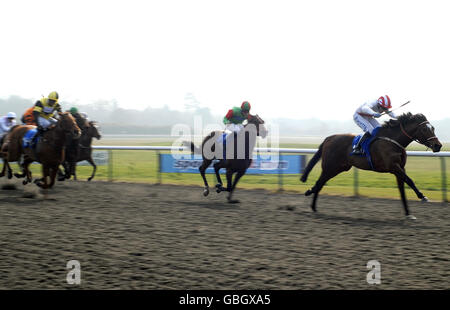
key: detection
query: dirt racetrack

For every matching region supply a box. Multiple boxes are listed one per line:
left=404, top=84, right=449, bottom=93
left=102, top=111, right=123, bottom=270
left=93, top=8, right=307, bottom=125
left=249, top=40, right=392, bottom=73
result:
left=0, top=180, right=448, bottom=289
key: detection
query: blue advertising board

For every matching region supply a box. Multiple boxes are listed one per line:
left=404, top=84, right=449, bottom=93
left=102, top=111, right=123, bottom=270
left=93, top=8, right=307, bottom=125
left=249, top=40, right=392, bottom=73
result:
left=160, top=154, right=305, bottom=174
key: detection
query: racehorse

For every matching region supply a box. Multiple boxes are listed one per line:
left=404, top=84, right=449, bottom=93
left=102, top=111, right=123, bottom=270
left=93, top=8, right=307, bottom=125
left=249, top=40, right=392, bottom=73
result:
left=300, top=112, right=442, bottom=219
left=0, top=112, right=81, bottom=189
left=186, top=114, right=268, bottom=203
left=58, top=121, right=102, bottom=181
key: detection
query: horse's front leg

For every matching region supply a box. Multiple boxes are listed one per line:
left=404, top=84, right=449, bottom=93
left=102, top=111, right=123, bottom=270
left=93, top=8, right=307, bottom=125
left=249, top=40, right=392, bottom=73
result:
left=392, top=165, right=415, bottom=220
left=404, top=173, right=428, bottom=202
left=227, top=170, right=245, bottom=203
left=0, top=159, right=6, bottom=177
left=71, top=162, right=77, bottom=181
left=87, top=157, right=97, bottom=181
left=48, top=166, right=58, bottom=188
left=5, top=161, right=13, bottom=179
left=37, top=166, right=50, bottom=189
left=21, top=159, right=34, bottom=185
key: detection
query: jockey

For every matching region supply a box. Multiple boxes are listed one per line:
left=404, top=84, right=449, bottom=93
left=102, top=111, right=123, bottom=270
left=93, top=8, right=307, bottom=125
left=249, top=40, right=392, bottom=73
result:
left=0, top=112, right=17, bottom=143
left=69, top=107, right=88, bottom=130
left=33, top=91, right=62, bottom=132
left=21, top=106, right=37, bottom=125
left=352, top=95, right=397, bottom=155
left=223, top=101, right=251, bottom=137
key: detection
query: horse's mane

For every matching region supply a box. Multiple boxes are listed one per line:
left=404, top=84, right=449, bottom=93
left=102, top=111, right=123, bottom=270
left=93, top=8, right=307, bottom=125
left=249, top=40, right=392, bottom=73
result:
left=381, top=112, right=427, bottom=128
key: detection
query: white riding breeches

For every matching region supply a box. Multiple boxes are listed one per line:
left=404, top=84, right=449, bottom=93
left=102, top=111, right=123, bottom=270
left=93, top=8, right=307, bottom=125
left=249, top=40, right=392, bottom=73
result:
left=225, top=123, right=244, bottom=134
left=38, top=116, right=58, bottom=129
left=353, top=113, right=380, bottom=135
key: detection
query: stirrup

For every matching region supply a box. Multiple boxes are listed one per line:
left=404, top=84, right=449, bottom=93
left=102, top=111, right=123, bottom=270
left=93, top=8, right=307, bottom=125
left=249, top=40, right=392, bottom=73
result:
left=352, top=147, right=364, bottom=155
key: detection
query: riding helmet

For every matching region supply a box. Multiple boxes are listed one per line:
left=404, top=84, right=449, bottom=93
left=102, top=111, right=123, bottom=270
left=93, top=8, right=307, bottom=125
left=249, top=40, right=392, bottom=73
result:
left=377, top=95, right=391, bottom=109
left=241, top=101, right=251, bottom=112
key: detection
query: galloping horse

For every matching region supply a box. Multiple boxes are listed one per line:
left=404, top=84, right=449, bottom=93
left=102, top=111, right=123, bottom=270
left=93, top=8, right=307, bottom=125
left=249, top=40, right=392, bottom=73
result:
left=59, top=121, right=102, bottom=181
left=187, top=114, right=268, bottom=203
left=300, top=112, right=442, bottom=219
left=0, top=112, right=81, bottom=189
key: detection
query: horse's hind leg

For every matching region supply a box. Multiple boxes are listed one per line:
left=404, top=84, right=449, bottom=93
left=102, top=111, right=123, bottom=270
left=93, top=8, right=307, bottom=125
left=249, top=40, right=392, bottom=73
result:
left=404, top=173, right=428, bottom=202
left=305, top=172, right=329, bottom=212
left=305, top=168, right=347, bottom=212
left=199, top=159, right=212, bottom=196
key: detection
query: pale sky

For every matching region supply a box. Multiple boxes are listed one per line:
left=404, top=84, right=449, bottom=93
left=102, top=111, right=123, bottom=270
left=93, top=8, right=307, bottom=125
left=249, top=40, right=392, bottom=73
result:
left=1, top=0, right=450, bottom=120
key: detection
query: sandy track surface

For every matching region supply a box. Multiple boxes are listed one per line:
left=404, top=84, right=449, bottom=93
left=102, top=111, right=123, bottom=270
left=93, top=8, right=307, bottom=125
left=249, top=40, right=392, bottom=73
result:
left=0, top=180, right=448, bottom=289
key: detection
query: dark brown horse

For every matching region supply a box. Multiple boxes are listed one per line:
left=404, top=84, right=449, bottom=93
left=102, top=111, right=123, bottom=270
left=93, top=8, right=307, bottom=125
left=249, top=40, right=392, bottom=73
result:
left=300, top=113, right=442, bottom=219
left=0, top=112, right=81, bottom=189
left=59, top=121, right=102, bottom=181
left=186, top=114, right=268, bottom=203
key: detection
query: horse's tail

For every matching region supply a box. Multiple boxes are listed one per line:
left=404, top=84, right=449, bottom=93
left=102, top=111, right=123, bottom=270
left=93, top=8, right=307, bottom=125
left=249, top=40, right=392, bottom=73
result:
left=300, top=141, right=324, bottom=182
left=182, top=141, right=201, bottom=154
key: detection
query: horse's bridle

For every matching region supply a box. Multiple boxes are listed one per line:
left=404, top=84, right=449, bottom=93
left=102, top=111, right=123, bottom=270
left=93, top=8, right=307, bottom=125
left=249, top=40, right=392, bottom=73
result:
left=245, top=114, right=265, bottom=136
left=400, top=120, right=437, bottom=146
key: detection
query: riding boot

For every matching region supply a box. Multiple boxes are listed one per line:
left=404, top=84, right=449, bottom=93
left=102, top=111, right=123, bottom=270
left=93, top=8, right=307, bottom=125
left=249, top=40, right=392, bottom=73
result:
left=33, top=126, right=46, bottom=145
left=353, top=131, right=370, bottom=155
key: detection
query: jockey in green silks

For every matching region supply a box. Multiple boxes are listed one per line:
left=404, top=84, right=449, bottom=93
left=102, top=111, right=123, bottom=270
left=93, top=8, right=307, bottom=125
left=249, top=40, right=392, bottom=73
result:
left=223, top=101, right=251, bottom=138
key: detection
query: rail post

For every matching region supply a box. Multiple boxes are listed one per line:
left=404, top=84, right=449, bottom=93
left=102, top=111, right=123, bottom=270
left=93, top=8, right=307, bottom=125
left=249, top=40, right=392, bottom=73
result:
left=353, top=167, right=359, bottom=197
left=441, top=157, right=448, bottom=202
left=107, top=149, right=113, bottom=182
left=278, top=154, right=283, bottom=192
left=156, top=151, right=162, bottom=185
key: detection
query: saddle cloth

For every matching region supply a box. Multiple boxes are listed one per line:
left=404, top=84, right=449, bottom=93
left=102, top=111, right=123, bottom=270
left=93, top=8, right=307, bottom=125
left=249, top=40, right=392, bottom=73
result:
left=351, top=126, right=381, bottom=170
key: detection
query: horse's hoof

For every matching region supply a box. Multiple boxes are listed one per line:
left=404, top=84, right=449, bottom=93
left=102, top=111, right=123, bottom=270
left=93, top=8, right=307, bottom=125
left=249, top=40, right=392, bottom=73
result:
left=300, top=175, right=307, bottom=183
left=215, top=184, right=223, bottom=193
left=406, top=215, right=417, bottom=220
left=22, top=180, right=28, bottom=185
left=228, top=199, right=240, bottom=204
left=7, top=172, right=12, bottom=179
left=87, top=177, right=93, bottom=182
left=305, top=189, right=313, bottom=196
left=421, top=196, right=429, bottom=203
left=203, top=188, right=210, bottom=197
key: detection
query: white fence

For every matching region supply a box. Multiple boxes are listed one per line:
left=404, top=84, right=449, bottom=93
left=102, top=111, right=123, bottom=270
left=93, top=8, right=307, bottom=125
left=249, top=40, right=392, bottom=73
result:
left=92, top=146, right=449, bottom=202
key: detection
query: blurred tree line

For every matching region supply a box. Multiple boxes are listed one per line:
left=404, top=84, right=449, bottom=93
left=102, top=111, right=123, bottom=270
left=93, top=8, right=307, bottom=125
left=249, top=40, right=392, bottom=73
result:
left=0, top=95, right=221, bottom=134
left=1, top=95, right=449, bottom=141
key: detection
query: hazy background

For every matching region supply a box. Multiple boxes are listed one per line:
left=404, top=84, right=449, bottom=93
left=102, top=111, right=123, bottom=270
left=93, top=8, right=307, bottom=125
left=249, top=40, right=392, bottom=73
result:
left=1, top=0, right=449, bottom=139
left=1, top=95, right=450, bottom=141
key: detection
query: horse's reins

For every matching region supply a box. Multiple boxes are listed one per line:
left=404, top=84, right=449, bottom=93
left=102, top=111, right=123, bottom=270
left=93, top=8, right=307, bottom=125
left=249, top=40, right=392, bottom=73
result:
left=400, top=121, right=437, bottom=146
